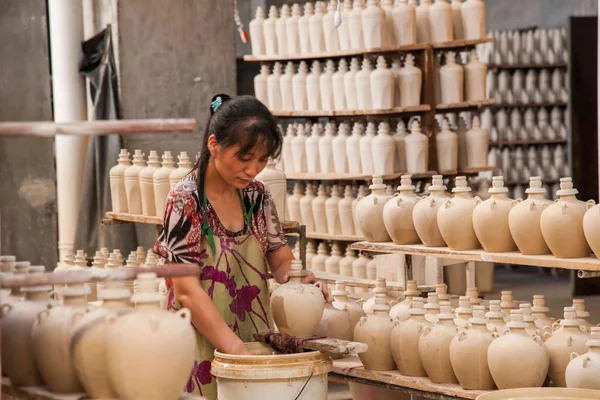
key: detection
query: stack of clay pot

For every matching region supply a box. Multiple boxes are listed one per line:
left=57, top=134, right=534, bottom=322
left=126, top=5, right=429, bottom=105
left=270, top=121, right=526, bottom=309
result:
left=248, top=0, right=486, bottom=58
left=437, top=50, right=488, bottom=105
left=110, top=149, right=196, bottom=218
left=488, top=28, right=568, bottom=66
left=487, top=68, right=568, bottom=105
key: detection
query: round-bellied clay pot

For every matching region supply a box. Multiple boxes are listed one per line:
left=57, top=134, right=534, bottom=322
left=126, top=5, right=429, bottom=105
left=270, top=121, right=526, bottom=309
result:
left=418, top=301, right=458, bottom=383
left=566, top=327, right=600, bottom=390
left=390, top=297, right=431, bottom=377
left=583, top=203, right=600, bottom=259
left=413, top=175, right=449, bottom=247
left=389, top=280, right=421, bottom=322
left=383, top=175, right=421, bottom=245
left=354, top=294, right=396, bottom=371
left=355, top=175, right=392, bottom=242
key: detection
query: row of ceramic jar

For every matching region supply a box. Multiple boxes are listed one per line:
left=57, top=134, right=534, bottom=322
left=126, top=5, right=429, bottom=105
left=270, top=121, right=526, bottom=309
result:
left=488, top=28, right=568, bottom=65
left=1, top=268, right=195, bottom=400
left=484, top=107, right=569, bottom=143
left=488, top=70, right=568, bottom=105
left=255, top=55, right=422, bottom=112
left=435, top=51, right=488, bottom=105
left=248, top=0, right=486, bottom=57
left=490, top=145, right=569, bottom=183
left=355, top=173, right=600, bottom=260
left=110, top=150, right=195, bottom=218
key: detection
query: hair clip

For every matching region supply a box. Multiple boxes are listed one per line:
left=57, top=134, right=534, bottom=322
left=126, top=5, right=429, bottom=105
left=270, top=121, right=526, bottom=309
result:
left=211, top=96, right=223, bottom=114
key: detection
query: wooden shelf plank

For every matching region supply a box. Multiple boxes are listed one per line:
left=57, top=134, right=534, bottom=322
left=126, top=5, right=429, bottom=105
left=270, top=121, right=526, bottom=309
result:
left=332, top=356, right=487, bottom=400
left=490, top=139, right=568, bottom=146
left=436, top=99, right=496, bottom=112
left=307, top=232, right=365, bottom=242
left=271, top=105, right=431, bottom=118
left=349, top=242, right=600, bottom=272
left=285, top=168, right=493, bottom=181
left=488, top=63, right=568, bottom=70
left=431, top=37, right=493, bottom=50
left=458, top=166, right=499, bottom=174
left=490, top=102, right=568, bottom=109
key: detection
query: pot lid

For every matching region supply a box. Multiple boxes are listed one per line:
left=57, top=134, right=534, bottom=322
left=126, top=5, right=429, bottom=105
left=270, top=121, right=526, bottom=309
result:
left=369, top=175, right=386, bottom=190
left=573, top=299, right=591, bottom=318
left=525, top=176, right=547, bottom=194
left=488, top=176, right=509, bottom=194
left=506, top=310, right=529, bottom=329
left=428, top=175, right=447, bottom=191
left=287, top=259, right=308, bottom=278
left=452, top=176, right=472, bottom=193
left=556, top=177, right=578, bottom=196
left=559, top=307, right=581, bottom=327
left=59, top=285, right=92, bottom=297
left=586, top=327, right=600, bottom=347
left=396, top=175, right=415, bottom=192
left=437, top=302, right=455, bottom=319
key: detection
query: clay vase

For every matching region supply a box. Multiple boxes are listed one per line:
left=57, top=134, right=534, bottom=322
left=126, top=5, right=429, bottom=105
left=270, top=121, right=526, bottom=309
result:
left=389, top=280, right=421, bottom=322
left=312, top=184, right=329, bottom=234
left=169, top=151, right=192, bottom=189
left=338, top=0, right=353, bottom=51
left=348, top=0, right=366, bottom=50
left=256, top=158, right=287, bottom=219
left=450, top=306, right=496, bottom=390
left=362, top=0, right=387, bottom=49
left=413, top=175, right=448, bottom=247
left=319, top=122, right=335, bottom=173
left=31, top=285, right=90, bottom=394
left=110, top=149, right=131, bottom=213
left=531, top=295, right=553, bottom=332
left=466, top=116, right=489, bottom=169
left=287, top=182, right=303, bottom=225
left=405, top=120, right=429, bottom=174
left=372, top=121, right=396, bottom=175
left=354, top=294, right=396, bottom=371
left=541, top=177, right=595, bottom=258
left=267, top=62, right=283, bottom=110
left=370, top=56, right=395, bottom=110
left=419, top=301, right=459, bottom=383
left=390, top=297, right=431, bottom=377
left=350, top=255, right=367, bottom=295
left=306, top=61, right=322, bottom=111
left=353, top=185, right=367, bottom=237
left=323, top=1, right=340, bottom=52
left=325, top=243, right=343, bottom=275
left=306, top=123, right=322, bottom=173
left=153, top=151, right=176, bottom=216
left=124, top=150, right=145, bottom=215
left=461, top=0, right=485, bottom=40
left=500, top=291, right=517, bottom=322
left=276, top=5, right=290, bottom=56
left=451, top=0, right=464, bottom=40
left=316, top=302, right=353, bottom=342
left=280, top=62, right=295, bottom=111
left=509, top=177, right=553, bottom=255
left=416, top=0, right=431, bottom=43
left=332, top=281, right=365, bottom=336
left=347, top=122, right=364, bottom=174
left=424, top=293, right=441, bottom=324
left=398, top=54, right=422, bottom=106
left=362, top=277, right=397, bottom=315
left=472, top=176, right=518, bottom=252
left=311, top=242, right=329, bottom=272
left=320, top=59, right=335, bottom=111
left=333, top=59, right=349, bottom=111
left=339, top=185, right=356, bottom=236
left=263, top=6, right=279, bottom=55
left=583, top=203, right=600, bottom=259
left=393, top=121, right=407, bottom=173
left=545, top=307, right=591, bottom=387
left=356, top=58, right=374, bottom=110
left=340, top=248, right=358, bottom=280
left=465, top=52, right=487, bottom=101
left=566, top=327, right=600, bottom=390
left=440, top=52, right=464, bottom=104
left=254, top=64, right=270, bottom=107
left=71, top=280, right=131, bottom=399
left=332, top=122, right=350, bottom=172
left=1, top=266, right=53, bottom=387
left=300, top=184, right=316, bottom=233
left=488, top=310, right=549, bottom=389
left=355, top=175, right=392, bottom=242
left=573, top=299, right=594, bottom=332
left=298, top=3, right=314, bottom=54
left=438, top=176, right=482, bottom=250
left=249, top=6, right=266, bottom=56
left=436, top=119, right=458, bottom=171
left=360, top=122, right=376, bottom=175
left=429, top=0, right=453, bottom=43
left=383, top=175, right=421, bottom=245
left=291, top=123, right=308, bottom=172
left=393, top=0, right=416, bottom=45
left=486, top=300, right=507, bottom=334
left=292, top=61, right=309, bottom=111
left=454, top=296, right=474, bottom=328
left=286, top=4, right=301, bottom=55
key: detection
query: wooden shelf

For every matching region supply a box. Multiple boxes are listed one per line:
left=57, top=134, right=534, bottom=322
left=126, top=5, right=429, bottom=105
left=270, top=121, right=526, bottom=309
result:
left=307, top=232, right=365, bottom=242
left=458, top=166, right=499, bottom=174
left=271, top=105, right=431, bottom=118
left=312, top=270, right=436, bottom=292
left=488, top=63, right=568, bottom=70
left=436, top=99, right=496, bottom=112
left=490, top=139, right=568, bottom=146
left=431, top=37, right=493, bottom=50
left=285, top=168, right=495, bottom=181
left=490, top=102, right=568, bottom=109
left=349, top=242, right=600, bottom=272
left=332, top=356, right=487, bottom=400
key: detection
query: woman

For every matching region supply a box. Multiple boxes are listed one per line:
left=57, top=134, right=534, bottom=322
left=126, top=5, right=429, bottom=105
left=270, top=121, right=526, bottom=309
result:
left=153, top=94, right=326, bottom=399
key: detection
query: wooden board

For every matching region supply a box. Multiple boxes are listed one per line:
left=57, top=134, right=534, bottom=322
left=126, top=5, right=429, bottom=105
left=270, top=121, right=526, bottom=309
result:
left=307, top=232, right=365, bottom=242
left=436, top=99, right=496, bottom=112
left=349, top=242, right=600, bottom=272
left=431, top=37, right=493, bottom=49
left=332, top=356, right=488, bottom=400
left=271, top=105, right=431, bottom=118
left=285, top=168, right=491, bottom=181
left=253, top=334, right=368, bottom=358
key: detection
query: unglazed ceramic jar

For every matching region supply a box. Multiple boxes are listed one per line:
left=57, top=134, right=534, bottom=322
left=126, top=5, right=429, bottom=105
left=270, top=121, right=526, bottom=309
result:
left=392, top=0, right=416, bottom=45
left=583, top=202, right=600, bottom=259
left=370, top=56, right=395, bottom=110
left=485, top=300, right=506, bottom=334
left=110, top=149, right=131, bottom=213
left=249, top=6, right=266, bottom=56
left=390, top=297, right=431, bottom=377
left=389, top=280, right=421, bottom=322
left=572, top=299, right=594, bottom=332
left=355, top=175, right=392, bottom=242
left=362, top=0, right=387, bottom=49
left=332, top=281, right=365, bottom=335
left=405, top=120, right=429, bottom=174
left=316, top=302, right=352, bottom=342
left=354, top=294, right=396, bottom=371
left=531, top=295, right=553, bottom=332
left=371, top=122, right=396, bottom=175
left=124, top=149, right=145, bottom=215
left=271, top=260, right=325, bottom=337
left=413, top=175, right=448, bottom=247
left=362, top=277, right=397, bottom=315
left=566, top=327, right=600, bottom=390
left=436, top=119, right=458, bottom=172
left=424, top=293, right=441, bottom=324
left=383, top=175, right=421, bottom=245
left=398, top=54, right=422, bottom=107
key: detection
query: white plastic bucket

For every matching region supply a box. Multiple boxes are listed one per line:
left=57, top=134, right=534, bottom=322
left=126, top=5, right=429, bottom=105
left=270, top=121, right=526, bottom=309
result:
left=211, top=342, right=333, bottom=400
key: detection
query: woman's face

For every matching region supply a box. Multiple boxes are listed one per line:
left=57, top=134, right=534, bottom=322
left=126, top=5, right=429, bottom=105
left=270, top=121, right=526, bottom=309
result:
left=209, top=135, right=270, bottom=189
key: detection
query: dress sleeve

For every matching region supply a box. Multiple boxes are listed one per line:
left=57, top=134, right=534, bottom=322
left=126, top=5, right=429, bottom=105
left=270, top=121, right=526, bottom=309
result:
left=153, top=187, right=203, bottom=264
left=262, top=184, right=289, bottom=253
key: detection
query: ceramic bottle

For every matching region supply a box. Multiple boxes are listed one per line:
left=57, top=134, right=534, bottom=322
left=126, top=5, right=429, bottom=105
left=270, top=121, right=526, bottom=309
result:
left=583, top=202, right=600, bottom=259
left=531, top=295, right=553, bottom=331
left=325, top=243, right=343, bottom=274
left=355, top=294, right=396, bottom=370
left=416, top=0, right=431, bottom=43
left=360, top=122, right=376, bottom=175
left=572, top=299, right=593, bottom=333
left=405, top=120, right=429, bottom=174
left=325, top=185, right=343, bottom=235
left=508, top=177, right=552, bottom=255
left=123, top=150, right=145, bottom=215
left=323, top=0, right=340, bottom=52
left=440, top=52, right=464, bottom=104
left=370, top=56, right=395, bottom=109
left=293, top=61, right=309, bottom=111
left=332, top=122, right=350, bottom=173
left=438, top=176, right=481, bottom=250
left=339, top=185, right=356, bottom=236
left=389, top=280, right=421, bottom=322
left=466, top=116, right=489, bottom=168
left=332, top=281, right=365, bottom=331
left=356, top=58, right=374, bottom=109
left=298, top=3, right=314, bottom=54
left=486, top=300, right=506, bottom=334
left=307, top=61, right=322, bottom=111
left=372, top=122, right=396, bottom=175
left=312, top=242, right=329, bottom=272
left=316, top=301, right=353, bottom=342
left=540, top=177, right=595, bottom=258
left=348, top=0, right=366, bottom=49
left=280, top=62, right=295, bottom=110
left=267, top=62, right=283, bottom=110
left=319, top=122, right=336, bottom=173
left=309, top=1, right=327, bottom=53
left=450, top=306, right=496, bottom=390
left=347, top=122, right=364, bottom=174
left=333, top=59, right=348, bottom=110
left=429, top=0, right=453, bottom=43
left=465, top=53, right=487, bottom=101
left=461, top=0, right=485, bottom=40
left=390, top=58, right=402, bottom=107
left=338, top=0, right=353, bottom=50
left=352, top=253, right=369, bottom=293
left=306, top=123, right=322, bottom=173
left=153, top=151, right=176, bottom=216
left=254, top=64, right=270, bottom=106
left=436, top=119, right=458, bottom=171
left=320, top=60, right=335, bottom=111
left=451, top=0, right=464, bottom=40
left=362, top=0, right=387, bottom=49
left=380, top=0, right=395, bottom=46
left=488, top=310, right=549, bottom=389
left=300, top=183, right=316, bottom=233
left=393, top=0, right=416, bottom=45
left=264, top=6, right=279, bottom=56
left=566, top=327, right=600, bottom=390
left=393, top=121, right=407, bottom=172
left=383, top=176, right=421, bottom=245
left=418, top=301, right=459, bottom=383
left=500, top=290, right=517, bottom=321
left=249, top=6, right=266, bottom=56
left=340, top=248, right=358, bottom=280
left=169, top=151, right=192, bottom=188
left=286, top=4, right=302, bottom=55
left=288, top=184, right=304, bottom=226
left=312, top=184, right=329, bottom=234
left=454, top=296, right=473, bottom=328
left=412, top=175, right=447, bottom=246
left=545, top=307, right=591, bottom=387
left=291, top=123, right=308, bottom=172
left=390, top=297, right=431, bottom=376
left=398, top=54, right=422, bottom=106
left=344, top=57, right=360, bottom=110
left=355, top=175, right=392, bottom=242
left=424, top=293, right=441, bottom=324
left=110, top=149, right=131, bottom=213
left=282, top=125, right=295, bottom=173
left=276, top=5, right=290, bottom=56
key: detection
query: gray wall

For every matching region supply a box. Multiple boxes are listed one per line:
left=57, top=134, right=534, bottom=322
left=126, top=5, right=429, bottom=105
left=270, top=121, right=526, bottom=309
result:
left=0, top=1, right=57, bottom=268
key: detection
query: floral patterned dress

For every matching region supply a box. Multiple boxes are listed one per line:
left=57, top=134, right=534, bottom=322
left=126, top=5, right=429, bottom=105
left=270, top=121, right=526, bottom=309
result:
left=153, top=174, right=287, bottom=399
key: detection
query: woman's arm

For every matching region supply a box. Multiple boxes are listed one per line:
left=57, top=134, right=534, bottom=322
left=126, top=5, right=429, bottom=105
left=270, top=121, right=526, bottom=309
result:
left=172, top=275, right=251, bottom=355
left=265, top=244, right=294, bottom=283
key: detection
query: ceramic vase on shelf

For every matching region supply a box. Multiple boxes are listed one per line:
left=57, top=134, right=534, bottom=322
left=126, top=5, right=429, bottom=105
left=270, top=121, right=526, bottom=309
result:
left=466, top=116, right=489, bottom=168
left=311, top=242, right=329, bottom=272
left=280, top=62, right=295, bottom=111
left=465, top=53, right=487, bottom=101
left=461, top=0, right=485, bottom=40
left=169, top=151, right=192, bottom=188
left=320, top=60, right=335, bottom=111
left=566, top=327, right=600, bottom=390
left=390, top=297, right=431, bottom=377
left=325, top=243, right=343, bottom=274
left=393, top=0, right=416, bottom=45
left=338, top=0, right=353, bottom=50
left=355, top=175, right=392, bottom=242
left=429, top=0, right=453, bottom=43
left=416, top=0, right=431, bottom=43
left=438, top=176, right=481, bottom=250
left=356, top=57, right=374, bottom=109
left=249, top=6, right=266, bottom=56
left=124, top=150, right=145, bottom=215
left=352, top=254, right=369, bottom=293
left=332, top=122, right=350, bottom=173
left=486, top=300, right=507, bottom=334
left=153, top=151, right=176, bottom=217
left=300, top=184, right=316, bottom=233
left=319, top=122, right=335, bottom=173
left=325, top=185, right=343, bottom=235
left=398, top=54, right=422, bottom=106
left=451, top=0, right=464, bottom=40
left=292, top=61, right=309, bottom=111
left=383, top=175, right=421, bottom=245
left=583, top=202, right=600, bottom=259
left=413, top=175, right=448, bottom=247
left=344, top=57, right=361, bottom=110
left=573, top=299, right=593, bottom=332
left=370, top=56, right=395, bottom=110
left=340, top=250, right=358, bottom=284
left=110, top=149, right=131, bottom=213
left=288, top=183, right=303, bottom=226
left=306, top=123, right=322, bottom=173
left=436, top=119, right=458, bottom=172
left=333, top=59, right=348, bottom=110
left=291, top=123, right=308, bottom=172
left=360, top=122, right=376, bottom=175
left=348, top=0, right=366, bottom=50
left=286, top=4, right=301, bottom=55
left=298, top=3, right=314, bottom=54
left=264, top=6, right=279, bottom=56
left=347, top=122, right=364, bottom=174
left=312, top=184, right=329, bottom=234
left=540, top=177, right=595, bottom=258
left=362, top=0, right=387, bottom=49
left=394, top=121, right=408, bottom=172
left=354, top=294, right=396, bottom=371
left=440, top=52, right=464, bottom=104
left=389, top=280, right=421, bottom=322
left=323, top=0, right=340, bottom=52
left=309, top=1, right=327, bottom=53
left=353, top=185, right=368, bottom=238
left=405, top=120, right=429, bottom=174
left=332, top=281, right=364, bottom=332
left=306, top=61, right=322, bottom=111
left=531, top=295, right=553, bottom=331
left=371, top=121, right=396, bottom=175
left=139, top=150, right=161, bottom=217
left=276, top=5, right=290, bottom=56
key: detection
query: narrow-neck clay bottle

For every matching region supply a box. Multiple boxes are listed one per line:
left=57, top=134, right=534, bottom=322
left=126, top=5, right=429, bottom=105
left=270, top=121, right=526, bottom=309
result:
left=356, top=57, right=374, bottom=109
left=311, top=242, right=329, bottom=271
left=280, top=62, right=295, bottom=111
left=353, top=185, right=368, bottom=237
left=436, top=119, right=458, bottom=172
left=372, top=121, right=396, bottom=175
left=429, top=0, right=453, bottom=43
left=124, top=149, right=145, bottom=215
left=461, top=0, right=486, bottom=40
left=454, top=296, right=473, bottom=328
left=263, top=6, right=279, bottom=56
left=267, top=62, right=283, bottom=111
left=451, top=0, right=464, bottom=40
left=390, top=58, right=402, bottom=107
left=286, top=4, right=302, bottom=55
left=338, top=0, right=353, bottom=50
left=254, top=65, right=270, bottom=107
left=291, top=123, right=308, bottom=172
left=584, top=200, right=600, bottom=260
left=352, top=253, right=369, bottom=293
left=362, top=0, right=387, bottom=49
left=390, top=297, right=431, bottom=376
left=320, top=59, right=335, bottom=111
left=398, top=54, right=422, bottom=106
left=344, top=57, right=360, bottom=110
left=354, top=294, right=396, bottom=371
left=500, top=290, right=517, bottom=321
left=486, top=300, right=506, bottom=334
left=339, top=185, right=356, bottom=236
left=531, top=295, right=553, bottom=331
left=416, top=0, right=431, bottom=43
left=319, top=122, right=335, bottom=173
left=332, top=122, right=350, bottom=173
left=455, top=115, right=468, bottom=169
left=333, top=59, right=348, bottom=110
left=573, top=299, right=594, bottom=332
left=370, top=56, right=395, bottom=109
left=355, top=175, right=392, bottom=242
left=307, top=60, right=322, bottom=111
left=383, top=175, right=421, bottom=245
left=325, top=185, right=343, bottom=235
left=323, top=0, right=341, bottom=52
left=437, top=176, right=482, bottom=250
left=348, top=0, right=366, bottom=50
left=466, top=116, right=489, bottom=168
left=359, top=122, right=376, bottom=175
left=276, top=5, right=290, bottom=56
left=333, top=281, right=364, bottom=331
left=287, top=183, right=303, bottom=225
left=312, top=184, right=330, bottom=234
left=440, top=51, right=464, bottom=104
left=465, top=52, right=487, bottom=101
left=292, top=61, right=309, bottom=111
left=347, top=122, right=364, bottom=174
left=300, top=183, right=316, bottom=233
left=393, top=121, right=408, bottom=172
left=298, top=3, right=314, bottom=54
left=153, top=151, right=175, bottom=216
left=424, top=292, right=441, bottom=324
left=110, top=149, right=131, bottom=213
left=566, top=326, right=600, bottom=390
left=256, top=158, right=286, bottom=219
left=389, top=280, right=421, bottom=322
left=540, top=177, right=595, bottom=258
left=169, top=151, right=192, bottom=188
left=413, top=175, right=448, bottom=246
left=249, top=6, right=266, bottom=56
left=305, top=240, right=317, bottom=269
left=404, top=120, right=429, bottom=173
left=419, top=301, right=459, bottom=383
left=325, top=243, right=343, bottom=274
left=392, top=0, right=416, bottom=47
left=309, top=1, right=327, bottom=53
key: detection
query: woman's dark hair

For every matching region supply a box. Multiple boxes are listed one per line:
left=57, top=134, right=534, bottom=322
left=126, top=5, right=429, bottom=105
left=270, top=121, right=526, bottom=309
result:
left=193, top=94, right=282, bottom=198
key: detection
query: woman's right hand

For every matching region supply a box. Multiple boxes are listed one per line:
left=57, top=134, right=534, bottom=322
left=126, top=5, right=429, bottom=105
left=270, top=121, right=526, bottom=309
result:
left=223, top=339, right=252, bottom=355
